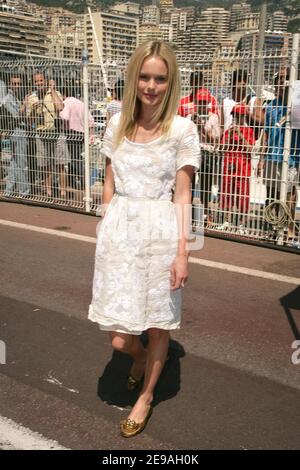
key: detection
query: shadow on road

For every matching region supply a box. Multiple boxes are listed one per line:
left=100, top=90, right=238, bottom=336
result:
left=97, top=336, right=185, bottom=409
left=280, top=286, right=300, bottom=340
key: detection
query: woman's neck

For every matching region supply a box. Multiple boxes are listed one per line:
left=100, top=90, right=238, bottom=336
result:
left=138, top=105, right=159, bottom=126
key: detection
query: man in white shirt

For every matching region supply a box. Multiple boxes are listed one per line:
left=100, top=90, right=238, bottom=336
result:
left=60, top=85, right=94, bottom=190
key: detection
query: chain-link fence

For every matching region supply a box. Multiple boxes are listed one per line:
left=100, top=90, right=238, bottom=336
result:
left=0, top=42, right=299, bottom=249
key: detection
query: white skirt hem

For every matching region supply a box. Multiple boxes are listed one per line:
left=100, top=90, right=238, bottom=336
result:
left=88, top=305, right=181, bottom=335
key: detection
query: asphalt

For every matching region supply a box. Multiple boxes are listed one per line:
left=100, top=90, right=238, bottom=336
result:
left=0, top=201, right=300, bottom=449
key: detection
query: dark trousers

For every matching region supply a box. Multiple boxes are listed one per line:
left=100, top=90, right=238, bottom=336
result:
left=199, top=153, right=214, bottom=213
left=66, top=131, right=84, bottom=189
left=192, top=151, right=214, bottom=223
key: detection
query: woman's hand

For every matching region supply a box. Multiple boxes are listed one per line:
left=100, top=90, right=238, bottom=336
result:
left=170, top=255, right=189, bottom=291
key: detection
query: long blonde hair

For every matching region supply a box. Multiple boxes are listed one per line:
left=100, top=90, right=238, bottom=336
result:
left=114, top=41, right=181, bottom=147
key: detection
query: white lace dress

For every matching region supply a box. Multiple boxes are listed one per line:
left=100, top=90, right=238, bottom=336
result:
left=88, top=112, right=200, bottom=335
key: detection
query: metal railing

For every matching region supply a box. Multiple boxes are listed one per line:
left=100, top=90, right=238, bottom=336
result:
left=0, top=42, right=299, bottom=249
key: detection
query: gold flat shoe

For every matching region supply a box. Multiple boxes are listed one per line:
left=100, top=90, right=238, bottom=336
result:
left=120, top=406, right=153, bottom=438
left=127, top=374, right=144, bottom=391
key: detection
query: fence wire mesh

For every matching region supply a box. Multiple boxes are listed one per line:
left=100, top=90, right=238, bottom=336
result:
left=0, top=49, right=299, bottom=248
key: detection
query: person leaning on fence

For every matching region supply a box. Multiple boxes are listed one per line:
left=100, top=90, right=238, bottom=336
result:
left=88, top=40, right=200, bottom=438
left=220, top=102, right=256, bottom=230
left=257, top=68, right=300, bottom=240
left=218, top=70, right=255, bottom=229
left=106, top=78, right=124, bottom=122
left=0, top=73, right=30, bottom=197
left=25, top=72, right=63, bottom=197
left=59, top=84, right=95, bottom=191
left=222, top=69, right=266, bottom=141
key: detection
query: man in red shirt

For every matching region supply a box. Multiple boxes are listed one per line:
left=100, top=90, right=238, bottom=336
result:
left=178, top=71, right=218, bottom=119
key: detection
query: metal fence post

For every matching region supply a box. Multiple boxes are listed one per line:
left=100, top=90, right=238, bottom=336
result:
left=0, top=50, right=297, bottom=248
left=255, top=2, right=267, bottom=99
left=82, top=49, right=92, bottom=213
left=280, top=34, right=299, bottom=205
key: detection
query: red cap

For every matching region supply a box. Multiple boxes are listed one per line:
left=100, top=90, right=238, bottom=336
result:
left=232, top=103, right=247, bottom=115
left=196, top=88, right=211, bottom=102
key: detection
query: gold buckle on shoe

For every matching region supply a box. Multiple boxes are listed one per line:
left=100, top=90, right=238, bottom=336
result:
left=120, top=407, right=153, bottom=438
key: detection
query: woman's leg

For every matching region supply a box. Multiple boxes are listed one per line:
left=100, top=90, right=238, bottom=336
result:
left=110, top=332, right=147, bottom=379
left=126, top=328, right=170, bottom=423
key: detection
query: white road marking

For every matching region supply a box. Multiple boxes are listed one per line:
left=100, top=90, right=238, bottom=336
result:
left=189, top=257, right=300, bottom=286
left=0, top=219, right=96, bottom=244
left=0, top=415, right=68, bottom=450
left=104, top=402, right=128, bottom=411
left=45, top=372, right=79, bottom=394
left=0, top=218, right=299, bottom=286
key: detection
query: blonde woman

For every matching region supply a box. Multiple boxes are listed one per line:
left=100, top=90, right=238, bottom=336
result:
left=89, top=41, right=200, bottom=437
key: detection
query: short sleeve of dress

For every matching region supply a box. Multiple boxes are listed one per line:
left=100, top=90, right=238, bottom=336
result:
left=101, top=113, right=119, bottom=159
left=176, top=119, right=200, bottom=172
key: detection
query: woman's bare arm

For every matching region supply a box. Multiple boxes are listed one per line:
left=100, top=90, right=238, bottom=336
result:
left=173, top=166, right=194, bottom=257
left=170, top=165, right=194, bottom=291
left=101, top=157, right=115, bottom=216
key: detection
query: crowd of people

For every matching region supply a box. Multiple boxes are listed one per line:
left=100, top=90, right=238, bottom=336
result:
left=178, top=68, right=300, bottom=241
left=97, top=67, right=300, bottom=241
left=0, top=66, right=299, bottom=241
left=0, top=71, right=94, bottom=199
